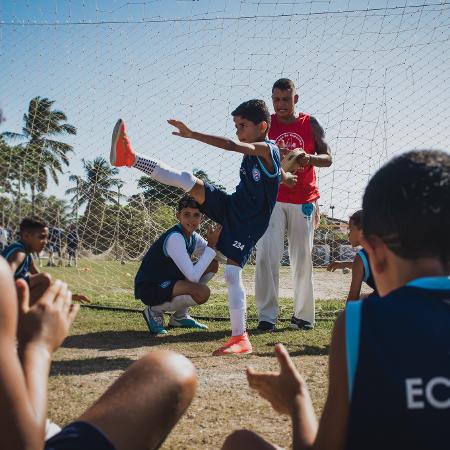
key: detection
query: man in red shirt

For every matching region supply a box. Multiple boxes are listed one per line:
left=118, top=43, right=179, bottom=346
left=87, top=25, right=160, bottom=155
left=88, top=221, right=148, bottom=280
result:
left=255, top=79, right=332, bottom=331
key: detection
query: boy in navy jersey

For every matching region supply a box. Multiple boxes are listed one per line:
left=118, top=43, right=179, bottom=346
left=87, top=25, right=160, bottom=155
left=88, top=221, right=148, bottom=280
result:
left=111, top=100, right=297, bottom=354
left=135, top=195, right=220, bottom=335
left=222, top=150, right=450, bottom=450
left=327, top=210, right=378, bottom=301
left=1, top=216, right=51, bottom=302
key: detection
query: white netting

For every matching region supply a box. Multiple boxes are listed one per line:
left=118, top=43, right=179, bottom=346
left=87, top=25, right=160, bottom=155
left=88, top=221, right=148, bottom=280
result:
left=1, top=0, right=449, bottom=303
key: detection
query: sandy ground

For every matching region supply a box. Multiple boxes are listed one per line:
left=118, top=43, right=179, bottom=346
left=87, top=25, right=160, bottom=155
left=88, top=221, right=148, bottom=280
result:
left=49, top=268, right=364, bottom=449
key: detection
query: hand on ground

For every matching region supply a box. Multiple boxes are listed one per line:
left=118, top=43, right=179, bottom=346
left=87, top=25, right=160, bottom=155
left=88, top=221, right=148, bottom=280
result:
left=72, top=293, right=90, bottom=304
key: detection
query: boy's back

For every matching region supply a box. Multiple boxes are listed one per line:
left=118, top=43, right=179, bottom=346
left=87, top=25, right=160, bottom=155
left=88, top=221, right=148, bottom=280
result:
left=346, top=278, right=450, bottom=450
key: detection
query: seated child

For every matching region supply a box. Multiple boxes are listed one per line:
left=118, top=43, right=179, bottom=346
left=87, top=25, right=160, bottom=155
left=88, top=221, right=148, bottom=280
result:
left=135, top=195, right=221, bottom=335
left=111, top=100, right=297, bottom=354
left=1, top=216, right=52, bottom=303
left=222, top=150, right=450, bottom=450
left=327, top=210, right=378, bottom=300
left=0, top=256, right=198, bottom=450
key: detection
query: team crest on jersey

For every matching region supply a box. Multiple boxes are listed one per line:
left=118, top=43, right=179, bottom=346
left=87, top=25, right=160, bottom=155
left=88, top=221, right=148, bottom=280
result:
left=160, top=280, right=171, bottom=288
left=252, top=166, right=261, bottom=182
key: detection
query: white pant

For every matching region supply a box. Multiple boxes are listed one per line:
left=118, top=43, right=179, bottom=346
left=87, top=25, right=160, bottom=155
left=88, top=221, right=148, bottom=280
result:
left=255, top=201, right=315, bottom=324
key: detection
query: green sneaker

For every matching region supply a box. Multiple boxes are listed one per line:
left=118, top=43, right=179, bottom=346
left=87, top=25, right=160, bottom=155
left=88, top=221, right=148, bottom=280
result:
left=142, top=306, right=167, bottom=335
left=169, top=315, right=208, bottom=329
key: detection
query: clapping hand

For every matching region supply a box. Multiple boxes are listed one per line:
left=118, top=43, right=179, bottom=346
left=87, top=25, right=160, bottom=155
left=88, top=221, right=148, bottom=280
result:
left=16, top=278, right=79, bottom=353
left=246, top=343, right=305, bottom=415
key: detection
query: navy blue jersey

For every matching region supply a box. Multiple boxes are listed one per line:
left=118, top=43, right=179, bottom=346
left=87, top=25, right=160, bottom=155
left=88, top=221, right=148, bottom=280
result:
left=231, top=140, right=281, bottom=235
left=345, top=277, right=450, bottom=450
left=357, top=248, right=378, bottom=293
left=135, top=224, right=198, bottom=297
left=1, top=241, right=32, bottom=280
left=201, top=140, right=280, bottom=266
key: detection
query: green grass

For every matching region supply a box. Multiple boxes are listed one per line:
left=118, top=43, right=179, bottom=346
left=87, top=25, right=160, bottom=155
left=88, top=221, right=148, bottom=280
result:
left=44, top=258, right=342, bottom=355
left=44, top=259, right=344, bottom=321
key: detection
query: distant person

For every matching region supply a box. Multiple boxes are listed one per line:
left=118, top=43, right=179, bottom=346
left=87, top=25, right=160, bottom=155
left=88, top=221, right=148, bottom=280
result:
left=135, top=195, right=220, bottom=335
left=255, top=78, right=332, bottom=333
left=0, top=222, right=8, bottom=252
left=1, top=216, right=51, bottom=302
left=66, top=225, right=79, bottom=267
left=47, top=226, right=64, bottom=267
left=0, top=256, right=198, bottom=450
left=222, top=150, right=450, bottom=450
left=327, top=210, right=378, bottom=301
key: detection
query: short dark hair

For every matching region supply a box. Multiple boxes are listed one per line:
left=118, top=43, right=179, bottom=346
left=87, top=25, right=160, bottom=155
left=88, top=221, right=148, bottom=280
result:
left=177, top=195, right=201, bottom=212
left=363, top=150, right=450, bottom=263
left=349, top=210, right=363, bottom=228
left=272, top=78, right=296, bottom=93
left=19, top=216, right=48, bottom=234
left=231, top=99, right=271, bottom=130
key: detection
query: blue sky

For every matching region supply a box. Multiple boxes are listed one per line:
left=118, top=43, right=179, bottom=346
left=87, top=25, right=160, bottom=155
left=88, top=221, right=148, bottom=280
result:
left=1, top=0, right=449, bottom=220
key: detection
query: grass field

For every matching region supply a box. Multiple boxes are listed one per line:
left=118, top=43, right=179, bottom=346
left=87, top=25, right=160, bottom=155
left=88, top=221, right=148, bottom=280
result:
left=45, top=260, right=346, bottom=449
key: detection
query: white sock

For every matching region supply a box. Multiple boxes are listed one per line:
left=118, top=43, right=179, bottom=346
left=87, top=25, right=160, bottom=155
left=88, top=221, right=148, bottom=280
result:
left=152, top=295, right=197, bottom=315
left=224, top=265, right=246, bottom=336
left=199, top=272, right=215, bottom=284
left=133, top=154, right=196, bottom=192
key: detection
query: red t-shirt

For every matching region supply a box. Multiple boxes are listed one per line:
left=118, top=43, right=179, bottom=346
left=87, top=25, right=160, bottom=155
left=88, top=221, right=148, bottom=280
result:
left=268, top=113, right=320, bottom=204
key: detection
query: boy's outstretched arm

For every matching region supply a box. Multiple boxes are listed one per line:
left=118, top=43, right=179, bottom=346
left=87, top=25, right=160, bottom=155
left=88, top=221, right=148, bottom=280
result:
left=168, top=119, right=274, bottom=166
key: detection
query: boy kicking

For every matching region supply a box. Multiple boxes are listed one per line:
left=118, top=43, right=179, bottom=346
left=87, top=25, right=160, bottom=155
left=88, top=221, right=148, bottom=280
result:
left=111, top=99, right=297, bottom=355
left=136, top=195, right=220, bottom=335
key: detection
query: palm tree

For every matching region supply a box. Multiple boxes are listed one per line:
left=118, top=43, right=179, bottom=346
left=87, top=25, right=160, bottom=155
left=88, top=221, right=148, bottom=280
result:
left=66, top=157, right=123, bottom=218
left=1, top=97, right=77, bottom=213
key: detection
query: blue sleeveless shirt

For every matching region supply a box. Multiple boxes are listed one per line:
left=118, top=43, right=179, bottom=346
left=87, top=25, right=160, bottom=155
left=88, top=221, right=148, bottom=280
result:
left=1, top=241, right=32, bottom=280
left=357, top=248, right=378, bottom=293
left=135, top=224, right=198, bottom=294
left=345, top=277, right=450, bottom=450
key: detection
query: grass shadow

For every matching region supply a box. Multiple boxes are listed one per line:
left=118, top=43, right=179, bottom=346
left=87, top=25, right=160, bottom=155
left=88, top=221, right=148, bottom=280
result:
left=63, top=329, right=231, bottom=351
left=51, top=356, right=133, bottom=376
left=252, top=344, right=330, bottom=358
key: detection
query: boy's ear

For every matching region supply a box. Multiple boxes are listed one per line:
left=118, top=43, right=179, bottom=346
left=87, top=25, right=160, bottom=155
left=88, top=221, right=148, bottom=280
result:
left=260, top=121, right=268, bottom=133
left=294, top=93, right=299, bottom=105
left=361, top=234, right=388, bottom=276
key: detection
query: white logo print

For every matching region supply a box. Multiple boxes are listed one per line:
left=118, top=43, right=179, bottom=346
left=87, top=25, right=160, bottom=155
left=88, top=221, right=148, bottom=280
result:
left=252, top=166, right=261, bottom=182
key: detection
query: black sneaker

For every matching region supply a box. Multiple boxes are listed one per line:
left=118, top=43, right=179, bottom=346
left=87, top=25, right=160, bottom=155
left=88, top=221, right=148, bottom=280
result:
left=290, top=316, right=314, bottom=330
left=257, top=321, right=276, bottom=332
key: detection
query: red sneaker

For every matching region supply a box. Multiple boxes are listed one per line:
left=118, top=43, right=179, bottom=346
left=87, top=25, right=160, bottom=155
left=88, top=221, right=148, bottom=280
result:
left=212, top=332, right=253, bottom=356
left=110, top=119, right=136, bottom=167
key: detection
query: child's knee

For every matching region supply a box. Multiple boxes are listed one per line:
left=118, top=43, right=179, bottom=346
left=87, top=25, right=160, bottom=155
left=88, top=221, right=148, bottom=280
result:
left=142, top=350, right=197, bottom=395
left=222, top=430, right=256, bottom=450
left=195, top=284, right=210, bottom=304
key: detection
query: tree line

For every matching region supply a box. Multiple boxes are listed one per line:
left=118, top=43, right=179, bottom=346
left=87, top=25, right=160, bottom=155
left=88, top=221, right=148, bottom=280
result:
left=0, top=97, right=224, bottom=258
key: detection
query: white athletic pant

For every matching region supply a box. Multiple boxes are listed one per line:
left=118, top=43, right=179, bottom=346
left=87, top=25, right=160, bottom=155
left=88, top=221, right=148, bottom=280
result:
left=255, top=201, right=315, bottom=324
